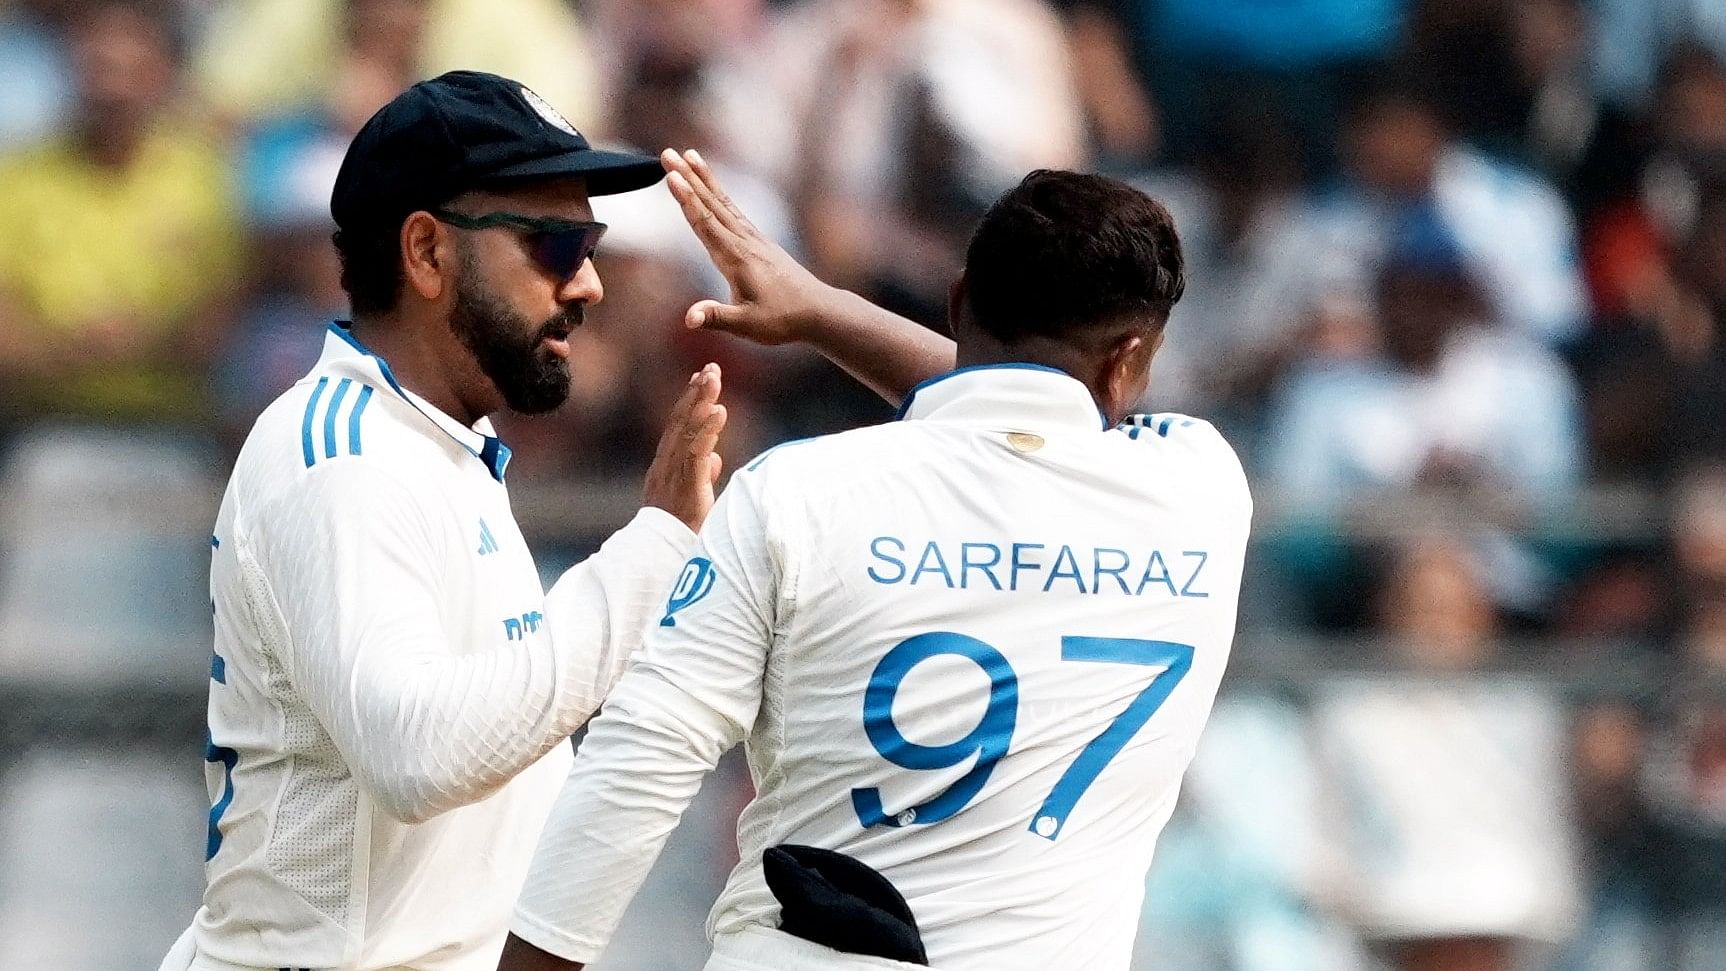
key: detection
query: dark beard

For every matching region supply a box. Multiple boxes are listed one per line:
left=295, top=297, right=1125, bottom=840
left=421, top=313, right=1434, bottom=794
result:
left=448, top=254, right=578, bottom=415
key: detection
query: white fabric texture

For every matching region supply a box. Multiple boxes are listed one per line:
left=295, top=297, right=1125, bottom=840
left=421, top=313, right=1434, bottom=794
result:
left=513, top=367, right=1253, bottom=970
left=164, top=324, right=695, bottom=971
left=703, top=926, right=935, bottom=971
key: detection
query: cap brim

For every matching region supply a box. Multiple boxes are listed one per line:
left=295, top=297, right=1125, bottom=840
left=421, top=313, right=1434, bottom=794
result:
left=482, top=148, right=666, bottom=196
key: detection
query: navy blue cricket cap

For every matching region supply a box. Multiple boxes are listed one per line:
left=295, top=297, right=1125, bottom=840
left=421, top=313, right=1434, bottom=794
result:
left=330, top=70, right=665, bottom=231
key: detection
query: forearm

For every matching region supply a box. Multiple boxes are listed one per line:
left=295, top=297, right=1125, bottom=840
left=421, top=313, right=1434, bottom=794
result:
left=801, top=286, right=954, bottom=406
left=350, top=637, right=577, bottom=823
left=512, top=668, right=734, bottom=963
left=312, top=508, right=694, bottom=823
left=542, top=506, right=697, bottom=719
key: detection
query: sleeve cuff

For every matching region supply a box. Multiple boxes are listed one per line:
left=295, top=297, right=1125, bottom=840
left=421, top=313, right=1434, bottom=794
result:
left=627, top=505, right=699, bottom=555
left=509, top=906, right=607, bottom=965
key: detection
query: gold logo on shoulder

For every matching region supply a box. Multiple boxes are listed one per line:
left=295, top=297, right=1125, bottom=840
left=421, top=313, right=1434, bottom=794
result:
left=1006, top=432, right=1044, bottom=453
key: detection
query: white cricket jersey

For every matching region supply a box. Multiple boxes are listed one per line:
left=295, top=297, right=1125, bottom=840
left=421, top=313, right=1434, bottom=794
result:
left=512, top=365, right=1253, bottom=970
left=166, top=322, right=695, bottom=971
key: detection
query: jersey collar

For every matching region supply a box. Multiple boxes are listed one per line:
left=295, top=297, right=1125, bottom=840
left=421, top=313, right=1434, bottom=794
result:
left=895, top=363, right=1109, bottom=431
left=314, top=321, right=513, bottom=482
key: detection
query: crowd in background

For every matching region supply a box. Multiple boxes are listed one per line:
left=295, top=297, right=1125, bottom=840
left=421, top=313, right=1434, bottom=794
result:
left=1, top=0, right=1725, bottom=969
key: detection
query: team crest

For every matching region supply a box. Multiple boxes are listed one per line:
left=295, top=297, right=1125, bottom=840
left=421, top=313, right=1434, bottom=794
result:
left=521, top=86, right=579, bottom=137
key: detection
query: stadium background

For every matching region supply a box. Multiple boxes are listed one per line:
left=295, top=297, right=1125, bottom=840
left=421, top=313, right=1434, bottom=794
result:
left=1, top=0, right=1724, bottom=968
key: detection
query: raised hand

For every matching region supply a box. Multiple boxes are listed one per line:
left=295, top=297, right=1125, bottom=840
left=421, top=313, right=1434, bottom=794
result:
left=642, top=363, right=726, bottom=532
left=660, top=149, right=835, bottom=346
left=660, top=148, right=953, bottom=405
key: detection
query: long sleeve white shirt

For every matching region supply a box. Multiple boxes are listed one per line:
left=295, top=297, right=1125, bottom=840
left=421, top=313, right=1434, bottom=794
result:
left=166, top=323, right=695, bottom=971
left=513, top=366, right=1252, bottom=970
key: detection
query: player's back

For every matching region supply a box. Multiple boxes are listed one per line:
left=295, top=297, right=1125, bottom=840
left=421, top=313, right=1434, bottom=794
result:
left=710, top=366, right=1252, bottom=969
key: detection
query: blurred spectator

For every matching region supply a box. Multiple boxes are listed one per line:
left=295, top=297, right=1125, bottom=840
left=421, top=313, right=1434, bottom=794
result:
left=209, top=117, right=348, bottom=437
left=0, top=1, right=241, bottom=428
left=1261, top=216, right=1582, bottom=508
left=1553, top=547, right=1673, bottom=642
left=1675, top=465, right=1726, bottom=600
left=191, top=0, right=602, bottom=132
left=493, top=40, right=843, bottom=480
left=0, top=0, right=75, bottom=150
left=1512, top=0, right=1650, bottom=223
left=1137, top=97, right=1312, bottom=411
left=1118, top=0, right=1402, bottom=165
left=778, top=0, right=1086, bottom=323
left=1137, top=692, right=1369, bottom=971
left=1590, top=0, right=1726, bottom=109
left=1053, top=0, right=1161, bottom=166
left=1569, top=146, right=1726, bottom=478
left=1290, top=77, right=1588, bottom=346
left=1312, top=538, right=1582, bottom=971
left=1400, top=0, right=1528, bottom=155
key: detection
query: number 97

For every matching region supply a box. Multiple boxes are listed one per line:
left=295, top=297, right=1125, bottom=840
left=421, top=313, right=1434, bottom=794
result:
left=851, top=632, right=1193, bottom=841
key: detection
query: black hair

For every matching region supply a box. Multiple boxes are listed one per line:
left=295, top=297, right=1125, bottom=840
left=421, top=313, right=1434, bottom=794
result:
left=333, top=223, right=406, bottom=316
left=962, top=170, right=1184, bottom=346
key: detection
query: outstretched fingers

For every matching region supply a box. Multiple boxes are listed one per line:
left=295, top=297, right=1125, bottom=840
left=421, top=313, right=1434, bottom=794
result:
left=683, top=150, right=756, bottom=235
left=684, top=364, right=726, bottom=456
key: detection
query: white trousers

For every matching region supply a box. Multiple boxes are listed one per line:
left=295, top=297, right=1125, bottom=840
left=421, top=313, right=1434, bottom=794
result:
left=704, top=926, right=933, bottom=971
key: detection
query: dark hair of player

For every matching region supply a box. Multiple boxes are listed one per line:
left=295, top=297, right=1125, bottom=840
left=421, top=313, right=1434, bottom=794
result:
left=961, top=170, right=1185, bottom=345
left=333, top=225, right=404, bottom=316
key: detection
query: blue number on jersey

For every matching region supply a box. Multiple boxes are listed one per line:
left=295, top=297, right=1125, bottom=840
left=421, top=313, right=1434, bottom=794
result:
left=851, top=633, right=1018, bottom=828
left=853, top=633, right=1193, bottom=839
left=205, top=651, right=238, bottom=860
left=1029, top=638, right=1194, bottom=840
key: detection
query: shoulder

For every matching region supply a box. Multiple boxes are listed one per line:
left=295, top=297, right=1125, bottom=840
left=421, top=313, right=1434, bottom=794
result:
left=1115, top=412, right=1235, bottom=454
left=234, top=376, right=449, bottom=522
left=1112, top=412, right=1252, bottom=509
left=731, top=421, right=928, bottom=487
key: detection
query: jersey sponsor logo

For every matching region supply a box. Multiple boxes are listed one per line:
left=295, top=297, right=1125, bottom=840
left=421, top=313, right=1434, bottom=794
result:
left=660, top=557, right=715, bottom=627
left=503, top=610, right=544, bottom=641
left=867, top=537, right=1211, bottom=598
left=300, top=377, right=375, bottom=468
left=477, top=517, right=500, bottom=556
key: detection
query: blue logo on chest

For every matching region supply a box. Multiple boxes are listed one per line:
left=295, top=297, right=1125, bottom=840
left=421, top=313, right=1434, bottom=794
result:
left=660, top=557, right=716, bottom=627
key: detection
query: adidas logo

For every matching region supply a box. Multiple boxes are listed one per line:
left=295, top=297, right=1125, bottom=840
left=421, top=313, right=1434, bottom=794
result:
left=477, top=518, right=500, bottom=556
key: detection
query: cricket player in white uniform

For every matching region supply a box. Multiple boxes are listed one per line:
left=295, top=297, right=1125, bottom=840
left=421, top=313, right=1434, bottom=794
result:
left=501, top=161, right=1253, bottom=970
left=159, top=73, right=734, bottom=971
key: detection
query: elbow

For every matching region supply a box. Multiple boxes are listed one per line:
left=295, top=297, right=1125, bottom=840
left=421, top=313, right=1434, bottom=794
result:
left=366, top=774, right=445, bottom=825
left=362, top=763, right=474, bottom=825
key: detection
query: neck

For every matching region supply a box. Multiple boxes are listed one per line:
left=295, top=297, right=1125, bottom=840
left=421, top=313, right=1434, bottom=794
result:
left=347, top=313, right=486, bottom=427
left=77, top=119, right=145, bottom=169
left=954, top=335, right=1108, bottom=412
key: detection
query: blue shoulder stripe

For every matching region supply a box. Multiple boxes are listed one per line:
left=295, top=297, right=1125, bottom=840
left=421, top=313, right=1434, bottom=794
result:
left=348, top=384, right=374, bottom=456
left=301, top=377, right=330, bottom=467
left=323, top=378, right=353, bottom=459
left=745, top=436, right=818, bottom=472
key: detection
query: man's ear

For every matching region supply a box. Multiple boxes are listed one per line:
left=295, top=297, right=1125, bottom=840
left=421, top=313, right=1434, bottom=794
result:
left=1100, top=329, right=1162, bottom=422
left=401, top=211, right=451, bottom=302
left=945, top=274, right=967, bottom=339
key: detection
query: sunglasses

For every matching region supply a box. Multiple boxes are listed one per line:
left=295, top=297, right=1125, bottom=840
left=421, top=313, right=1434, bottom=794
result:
left=431, top=208, right=608, bottom=284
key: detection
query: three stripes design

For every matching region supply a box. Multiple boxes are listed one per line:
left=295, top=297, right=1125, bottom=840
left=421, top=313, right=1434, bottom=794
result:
left=301, top=376, right=375, bottom=467
left=477, top=518, right=500, bottom=556
left=1120, top=414, right=1194, bottom=440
